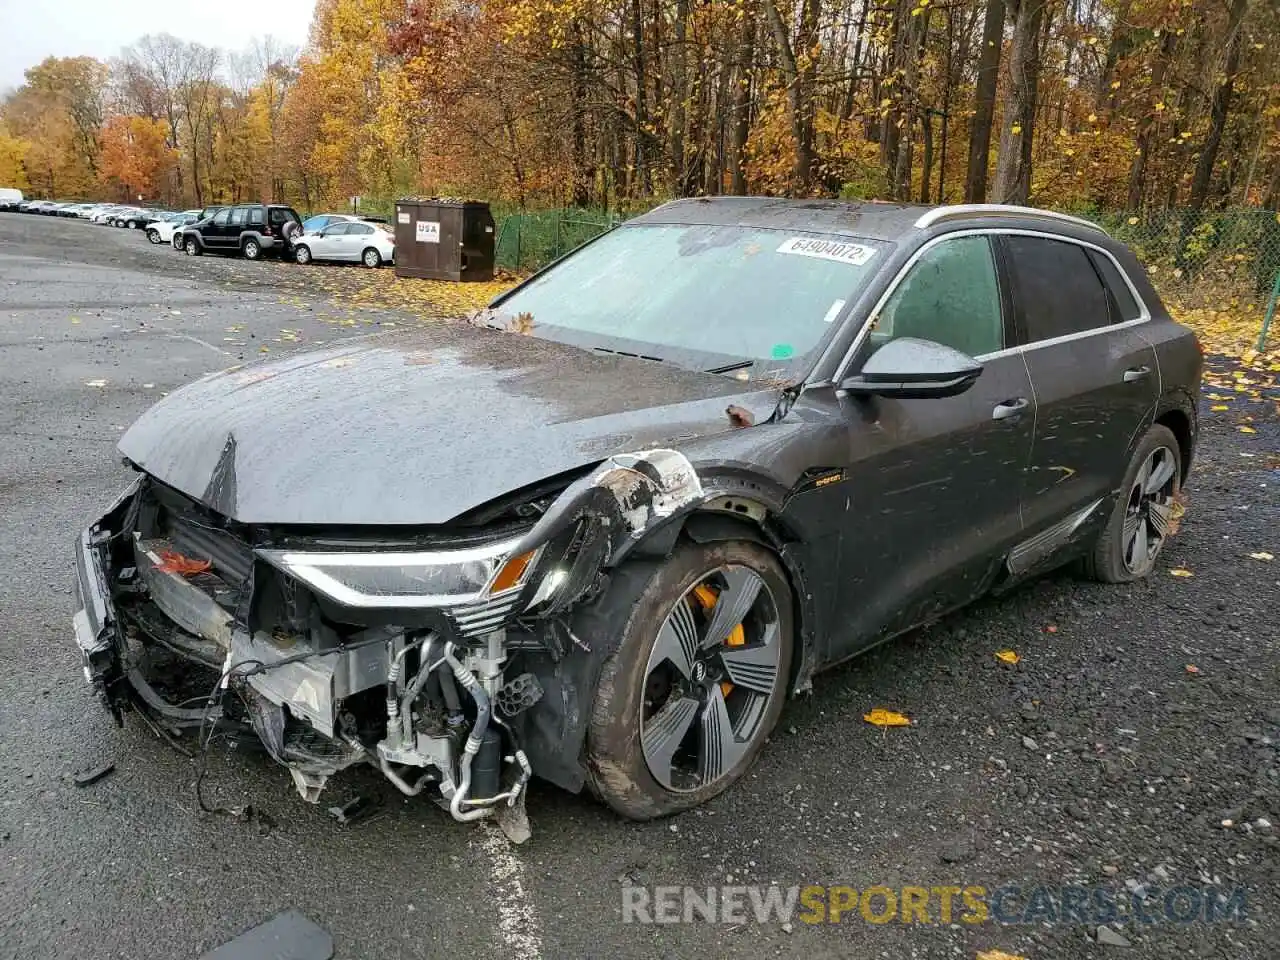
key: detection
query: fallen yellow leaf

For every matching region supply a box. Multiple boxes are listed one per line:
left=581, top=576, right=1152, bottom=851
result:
left=1169, top=568, right=1194, bottom=577
left=977, top=951, right=1029, bottom=960
left=1239, top=426, right=1256, bottom=434
left=995, top=650, right=1020, bottom=665
left=1248, top=551, right=1274, bottom=562
left=864, top=708, right=912, bottom=728
left=1211, top=405, right=1229, bottom=411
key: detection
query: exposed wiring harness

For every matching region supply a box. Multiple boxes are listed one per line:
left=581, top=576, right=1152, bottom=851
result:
left=192, top=647, right=344, bottom=816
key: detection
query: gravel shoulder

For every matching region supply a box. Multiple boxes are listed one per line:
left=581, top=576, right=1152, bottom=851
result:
left=0, top=212, right=1276, bottom=960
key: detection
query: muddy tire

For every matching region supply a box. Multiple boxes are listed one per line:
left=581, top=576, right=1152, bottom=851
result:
left=1085, top=423, right=1181, bottom=583
left=584, top=539, right=794, bottom=820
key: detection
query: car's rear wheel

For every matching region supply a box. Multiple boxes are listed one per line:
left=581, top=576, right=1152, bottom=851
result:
left=126, top=220, right=138, bottom=229
left=147, top=229, right=160, bottom=244
left=1085, top=423, right=1181, bottom=583
left=242, top=238, right=262, bottom=260
left=362, top=247, right=382, bottom=268
left=294, top=244, right=312, bottom=265
left=172, top=233, right=185, bottom=252
left=184, top=237, right=202, bottom=256
left=585, top=540, right=793, bottom=819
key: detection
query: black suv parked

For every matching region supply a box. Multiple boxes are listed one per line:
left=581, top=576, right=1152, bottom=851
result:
left=181, top=203, right=302, bottom=260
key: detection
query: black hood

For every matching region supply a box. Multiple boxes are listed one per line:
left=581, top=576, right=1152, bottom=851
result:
left=118, top=324, right=783, bottom=525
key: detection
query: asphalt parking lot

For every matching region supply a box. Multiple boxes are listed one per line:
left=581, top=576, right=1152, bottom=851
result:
left=1, top=212, right=1277, bottom=960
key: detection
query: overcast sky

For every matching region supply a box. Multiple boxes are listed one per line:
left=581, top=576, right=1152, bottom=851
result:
left=0, top=0, right=317, bottom=92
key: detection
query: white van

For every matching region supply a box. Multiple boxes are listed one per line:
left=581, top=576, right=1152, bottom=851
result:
left=0, top=187, right=24, bottom=209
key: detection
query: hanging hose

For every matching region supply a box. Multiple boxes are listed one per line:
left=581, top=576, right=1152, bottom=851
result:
left=444, top=642, right=496, bottom=822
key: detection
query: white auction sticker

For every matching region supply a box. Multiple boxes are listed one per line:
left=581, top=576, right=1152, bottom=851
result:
left=777, top=237, right=875, bottom=266
left=415, top=220, right=441, bottom=243
left=397, top=211, right=410, bottom=224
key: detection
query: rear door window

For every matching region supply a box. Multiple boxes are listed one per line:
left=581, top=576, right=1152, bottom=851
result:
left=872, top=235, right=1004, bottom=358
left=229, top=207, right=246, bottom=227
left=1004, top=236, right=1111, bottom=343
left=325, top=223, right=351, bottom=236
left=1087, top=249, right=1142, bottom=323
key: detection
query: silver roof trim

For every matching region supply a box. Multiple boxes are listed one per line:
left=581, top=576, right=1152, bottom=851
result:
left=914, top=204, right=1107, bottom=235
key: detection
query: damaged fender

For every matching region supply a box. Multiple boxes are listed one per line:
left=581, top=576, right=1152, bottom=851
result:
left=509, top=448, right=712, bottom=614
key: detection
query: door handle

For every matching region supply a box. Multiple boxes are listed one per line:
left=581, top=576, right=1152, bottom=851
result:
left=1123, top=365, right=1151, bottom=382
left=992, top=398, right=1030, bottom=420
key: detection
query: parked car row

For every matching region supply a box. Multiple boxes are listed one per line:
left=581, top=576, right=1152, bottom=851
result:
left=171, top=204, right=395, bottom=267
left=1, top=196, right=396, bottom=268
left=8, top=199, right=175, bottom=227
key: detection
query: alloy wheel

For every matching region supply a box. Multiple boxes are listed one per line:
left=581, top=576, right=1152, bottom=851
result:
left=1122, top=445, right=1177, bottom=574
left=640, top=565, right=783, bottom=793
left=363, top=249, right=380, bottom=268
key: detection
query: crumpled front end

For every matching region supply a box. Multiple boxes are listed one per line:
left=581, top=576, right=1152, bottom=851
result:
left=71, top=449, right=708, bottom=828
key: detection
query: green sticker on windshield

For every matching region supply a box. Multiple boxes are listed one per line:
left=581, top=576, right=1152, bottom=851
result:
left=770, top=343, right=795, bottom=359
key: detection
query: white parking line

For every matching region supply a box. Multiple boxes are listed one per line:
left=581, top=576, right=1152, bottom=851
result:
left=162, top=331, right=232, bottom=356
left=478, top=824, right=543, bottom=958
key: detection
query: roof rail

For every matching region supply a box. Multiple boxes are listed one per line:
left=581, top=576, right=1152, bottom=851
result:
left=914, top=204, right=1107, bottom=235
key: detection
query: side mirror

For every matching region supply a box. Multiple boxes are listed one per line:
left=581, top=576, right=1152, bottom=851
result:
left=839, top=337, right=983, bottom=399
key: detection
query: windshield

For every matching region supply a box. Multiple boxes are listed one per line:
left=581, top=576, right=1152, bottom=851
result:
left=488, top=223, right=886, bottom=376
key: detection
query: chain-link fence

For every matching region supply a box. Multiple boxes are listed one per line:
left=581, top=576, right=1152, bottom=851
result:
left=1084, top=207, right=1280, bottom=351
left=490, top=204, right=1280, bottom=350
left=494, top=209, right=624, bottom=273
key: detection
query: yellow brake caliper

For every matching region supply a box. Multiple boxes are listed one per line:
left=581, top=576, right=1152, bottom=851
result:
left=692, top=584, right=745, bottom=697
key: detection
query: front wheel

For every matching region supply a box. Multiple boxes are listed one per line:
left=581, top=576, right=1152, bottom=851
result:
left=362, top=247, right=382, bottom=268
left=294, top=244, right=312, bottom=265
left=184, top=238, right=202, bottom=256
left=242, top=238, right=262, bottom=260
left=126, top=220, right=138, bottom=229
left=1085, top=423, right=1181, bottom=583
left=585, top=540, right=794, bottom=820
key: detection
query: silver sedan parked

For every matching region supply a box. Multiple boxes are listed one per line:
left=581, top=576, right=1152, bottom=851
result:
left=292, top=221, right=395, bottom=267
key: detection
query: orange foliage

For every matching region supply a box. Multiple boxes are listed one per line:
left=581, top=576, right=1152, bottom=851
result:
left=98, top=115, right=177, bottom=201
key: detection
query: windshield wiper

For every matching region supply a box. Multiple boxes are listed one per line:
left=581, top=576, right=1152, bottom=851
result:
left=705, top=359, right=755, bottom=375
left=592, top=346, right=666, bottom=363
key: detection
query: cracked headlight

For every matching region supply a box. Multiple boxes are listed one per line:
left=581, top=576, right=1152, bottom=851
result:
left=257, top=538, right=540, bottom=608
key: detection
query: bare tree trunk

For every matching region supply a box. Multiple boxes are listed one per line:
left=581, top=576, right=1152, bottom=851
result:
left=919, top=112, right=934, bottom=203
left=1125, top=30, right=1176, bottom=210
left=1188, top=0, right=1249, bottom=213
left=729, top=13, right=755, bottom=195
left=670, top=0, right=690, bottom=194
left=762, top=0, right=819, bottom=194
left=631, top=0, right=650, bottom=195
left=991, top=0, right=1046, bottom=204
left=965, top=0, right=1005, bottom=202
left=570, top=24, right=592, bottom=207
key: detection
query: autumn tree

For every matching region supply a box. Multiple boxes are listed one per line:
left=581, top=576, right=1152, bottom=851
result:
left=99, top=115, right=177, bottom=200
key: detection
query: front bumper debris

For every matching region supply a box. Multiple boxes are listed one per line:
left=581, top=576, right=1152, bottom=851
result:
left=71, top=448, right=708, bottom=828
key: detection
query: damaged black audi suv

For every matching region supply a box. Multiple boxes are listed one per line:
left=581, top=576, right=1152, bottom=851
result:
left=73, top=199, right=1202, bottom=824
